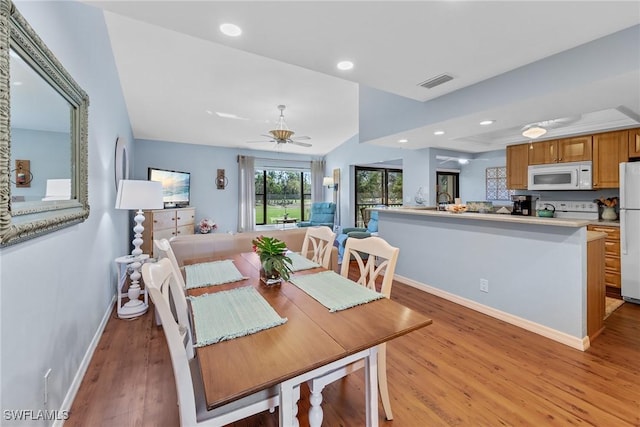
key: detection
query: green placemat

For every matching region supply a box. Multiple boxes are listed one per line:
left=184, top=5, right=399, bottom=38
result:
left=184, top=260, right=247, bottom=289
left=188, top=286, right=287, bottom=347
left=290, top=270, right=384, bottom=312
left=288, top=252, right=321, bottom=272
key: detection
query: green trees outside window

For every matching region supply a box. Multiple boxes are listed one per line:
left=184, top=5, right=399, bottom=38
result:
left=255, top=170, right=311, bottom=225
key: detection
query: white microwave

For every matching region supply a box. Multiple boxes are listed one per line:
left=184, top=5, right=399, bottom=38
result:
left=528, top=161, right=592, bottom=190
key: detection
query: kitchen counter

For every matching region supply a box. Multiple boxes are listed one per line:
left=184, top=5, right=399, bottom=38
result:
left=381, top=206, right=590, bottom=227
left=375, top=207, right=595, bottom=351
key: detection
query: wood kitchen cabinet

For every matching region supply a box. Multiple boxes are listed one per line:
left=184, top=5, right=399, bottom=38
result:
left=528, top=136, right=592, bottom=165
left=592, top=130, right=629, bottom=188
left=629, top=128, right=640, bottom=158
left=588, top=224, right=621, bottom=290
left=141, top=207, right=195, bottom=257
left=506, top=143, right=529, bottom=189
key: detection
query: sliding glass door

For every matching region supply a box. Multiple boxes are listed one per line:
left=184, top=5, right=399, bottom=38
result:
left=354, top=167, right=403, bottom=226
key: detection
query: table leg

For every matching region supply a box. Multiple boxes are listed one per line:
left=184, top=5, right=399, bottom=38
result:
left=365, top=347, right=379, bottom=427
left=308, top=382, right=324, bottom=427
left=279, top=382, right=301, bottom=427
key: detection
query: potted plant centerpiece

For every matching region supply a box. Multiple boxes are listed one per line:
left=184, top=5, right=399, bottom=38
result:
left=252, top=235, right=293, bottom=285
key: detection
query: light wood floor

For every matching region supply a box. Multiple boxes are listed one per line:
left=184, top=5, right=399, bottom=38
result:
left=67, top=280, right=640, bottom=426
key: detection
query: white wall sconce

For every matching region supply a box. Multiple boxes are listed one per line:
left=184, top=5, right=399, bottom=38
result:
left=323, top=176, right=337, bottom=190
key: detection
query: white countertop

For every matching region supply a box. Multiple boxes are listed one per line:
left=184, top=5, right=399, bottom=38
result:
left=377, top=206, right=591, bottom=227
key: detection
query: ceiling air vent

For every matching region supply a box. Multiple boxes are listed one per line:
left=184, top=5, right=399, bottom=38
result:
left=418, top=73, right=453, bottom=89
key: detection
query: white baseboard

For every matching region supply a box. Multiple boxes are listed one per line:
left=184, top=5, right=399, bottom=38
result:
left=395, top=275, right=589, bottom=351
left=55, top=295, right=116, bottom=427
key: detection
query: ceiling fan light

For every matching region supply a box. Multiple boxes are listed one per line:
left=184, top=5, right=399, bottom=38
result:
left=522, top=126, right=547, bottom=139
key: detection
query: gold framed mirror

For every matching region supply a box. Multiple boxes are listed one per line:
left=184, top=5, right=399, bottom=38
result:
left=1, top=0, right=89, bottom=246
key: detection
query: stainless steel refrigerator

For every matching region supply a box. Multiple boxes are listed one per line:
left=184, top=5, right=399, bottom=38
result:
left=620, top=162, right=640, bottom=303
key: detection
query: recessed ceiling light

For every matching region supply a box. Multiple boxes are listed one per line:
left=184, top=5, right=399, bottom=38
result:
left=398, top=138, right=408, bottom=143
left=479, top=120, right=495, bottom=126
left=220, top=23, right=242, bottom=37
left=337, top=60, right=354, bottom=71
left=434, top=130, right=445, bottom=135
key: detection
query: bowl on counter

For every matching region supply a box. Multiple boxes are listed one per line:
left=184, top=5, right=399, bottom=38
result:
left=446, top=204, right=468, bottom=214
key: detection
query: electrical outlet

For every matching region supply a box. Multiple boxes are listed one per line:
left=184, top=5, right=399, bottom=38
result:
left=44, top=368, right=52, bottom=404
left=480, top=279, right=489, bottom=293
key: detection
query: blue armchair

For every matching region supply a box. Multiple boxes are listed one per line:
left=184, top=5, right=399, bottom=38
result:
left=336, top=211, right=379, bottom=263
left=297, top=202, right=336, bottom=229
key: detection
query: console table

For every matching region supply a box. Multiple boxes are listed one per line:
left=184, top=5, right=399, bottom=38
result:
left=272, top=217, right=298, bottom=229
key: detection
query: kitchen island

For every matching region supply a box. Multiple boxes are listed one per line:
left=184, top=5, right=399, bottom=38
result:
left=375, top=207, right=602, bottom=350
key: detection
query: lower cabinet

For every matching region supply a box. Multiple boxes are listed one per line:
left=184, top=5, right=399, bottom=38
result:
left=141, top=207, right=196, bottom=257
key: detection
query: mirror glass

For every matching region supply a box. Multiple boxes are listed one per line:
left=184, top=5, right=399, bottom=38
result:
left=1, top=0, right=89, bottom=246
left=10, top=49, right=73, bottom=205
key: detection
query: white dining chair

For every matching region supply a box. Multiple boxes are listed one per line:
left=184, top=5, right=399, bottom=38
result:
left=309, top=236, right=400, bottom=421
left=300, top=226, right=336, bottom=270
left=142, top=259, right=282, bottom=426
left=154, top=238, right=186, bottom=289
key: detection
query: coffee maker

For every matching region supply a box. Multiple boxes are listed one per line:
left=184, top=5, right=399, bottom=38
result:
left=511, top=195, right=534, bottom=216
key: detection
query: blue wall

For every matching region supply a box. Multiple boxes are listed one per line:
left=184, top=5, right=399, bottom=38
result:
left=133, top=139, right=319, bottom=233
left=10, top=128, right=70, bottom=201
left=1, top=1, right=134, bottom=417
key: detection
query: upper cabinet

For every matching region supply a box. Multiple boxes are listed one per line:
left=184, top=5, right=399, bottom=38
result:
left=593, top=130, right=629, bottom=189
left=629, top=128, right=640, bottom=159
left=506, top=143, right=529, bottom=189
left=528, top=136, right=592, bottom=165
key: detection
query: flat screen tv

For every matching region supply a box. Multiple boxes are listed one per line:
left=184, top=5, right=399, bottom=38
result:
left=148, top=167, right=190, bottom=208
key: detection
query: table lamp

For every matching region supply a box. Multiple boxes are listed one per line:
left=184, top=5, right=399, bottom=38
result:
left=115, top=179, right=163, bottom=318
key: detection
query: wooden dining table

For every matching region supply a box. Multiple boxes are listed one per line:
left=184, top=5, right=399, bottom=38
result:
left=184, top=252, right=433, bottom=426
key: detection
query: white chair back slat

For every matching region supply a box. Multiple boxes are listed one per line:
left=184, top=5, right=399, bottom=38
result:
left=300, top=226, right=336, bottom=269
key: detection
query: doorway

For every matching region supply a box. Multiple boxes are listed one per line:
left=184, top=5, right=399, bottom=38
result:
left=436, top=171, right=459, bottom=204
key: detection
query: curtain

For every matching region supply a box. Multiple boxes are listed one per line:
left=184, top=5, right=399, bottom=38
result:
left=311, top=159, right=325, bottom=202
left=237, top=155, right=255, bottom=232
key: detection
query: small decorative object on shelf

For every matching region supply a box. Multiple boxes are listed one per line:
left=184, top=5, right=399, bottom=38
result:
left=414, top=187, right=426, bottom=205
left=252, top=235, right=293, bottom=286
left=198, top=218, right=217, bottom=234
left=594, top=197, right=618, bottom=221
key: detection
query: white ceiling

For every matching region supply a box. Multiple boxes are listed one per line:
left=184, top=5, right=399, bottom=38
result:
left=83, top=0, right=640, bottom=156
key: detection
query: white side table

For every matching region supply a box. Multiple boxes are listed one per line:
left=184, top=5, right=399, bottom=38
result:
left=115, top=254, right=150, bottom=319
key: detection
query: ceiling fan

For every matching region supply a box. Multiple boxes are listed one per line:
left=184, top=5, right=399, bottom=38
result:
left=435, top=155, right=484, bottom=165
left=247, top=105, right=312, bottom=147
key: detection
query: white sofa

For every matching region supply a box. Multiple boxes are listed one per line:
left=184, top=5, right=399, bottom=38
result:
left=169, top=227, right=339, bottom=272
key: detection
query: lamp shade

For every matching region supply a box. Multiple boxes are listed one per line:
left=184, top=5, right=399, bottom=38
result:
left=115, top=180, right=163, bottom=210
left=323, top=177, right=334, bottom=187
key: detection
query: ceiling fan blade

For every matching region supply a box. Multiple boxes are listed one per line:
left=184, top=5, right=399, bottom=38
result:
left=246, top=139, right=274, bottom=143
left=289, top=140, right=312, bottom=147
left=292, top=135, right=311, bottom=141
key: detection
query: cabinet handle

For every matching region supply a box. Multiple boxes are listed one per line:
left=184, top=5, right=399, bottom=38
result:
left=636, top=134, right=639, bottom=153
left=153, top=220, right=158, bottom=223
left=177, top=216, right=181, bottom=220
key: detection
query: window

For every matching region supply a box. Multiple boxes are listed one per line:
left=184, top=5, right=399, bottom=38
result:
left=354, top=167, right=403, bottom=226
left=486, top=166, right=514, bottom=201
left=255, top=169, right=311, bottom=225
